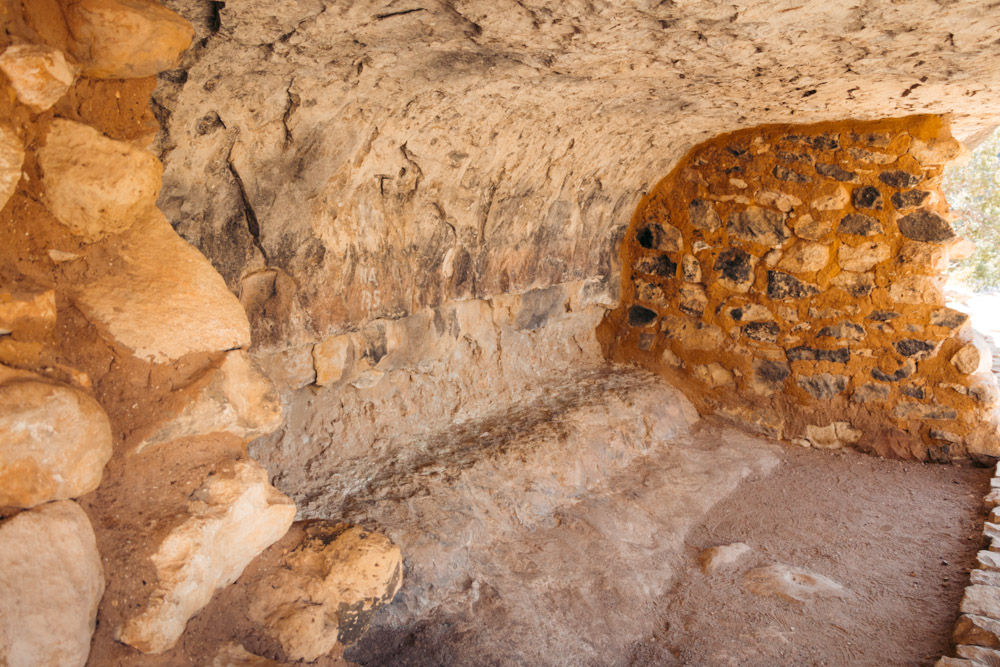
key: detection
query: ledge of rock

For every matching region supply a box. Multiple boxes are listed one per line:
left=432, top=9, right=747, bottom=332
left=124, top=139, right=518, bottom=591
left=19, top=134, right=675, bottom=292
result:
left=0, top=500, right=105, bottom=667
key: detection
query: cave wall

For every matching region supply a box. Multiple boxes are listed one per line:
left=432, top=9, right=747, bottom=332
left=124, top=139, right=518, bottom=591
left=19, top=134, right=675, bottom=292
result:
left=598, top=115, right=1000, bottom=461
left=154, top=0, right=1000, bottom=399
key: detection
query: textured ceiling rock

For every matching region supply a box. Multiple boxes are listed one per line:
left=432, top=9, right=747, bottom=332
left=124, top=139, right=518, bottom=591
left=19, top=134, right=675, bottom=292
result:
left=156, top=0, right=1000, bottom=353
left=0, top=364, right=112, bottom=508
left=72, top=211, right=251, bottom=363
left=38, top=119, right=163, bottom=241
left=0, top=500, right=105, bottom=667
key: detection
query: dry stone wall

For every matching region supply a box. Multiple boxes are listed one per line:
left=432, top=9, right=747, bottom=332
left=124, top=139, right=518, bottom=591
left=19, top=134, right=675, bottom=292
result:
left=599, top=115, right=1000, bottom=461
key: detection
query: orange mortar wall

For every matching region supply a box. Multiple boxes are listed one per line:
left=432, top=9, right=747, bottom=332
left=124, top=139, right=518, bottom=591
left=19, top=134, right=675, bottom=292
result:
left=598, top=115, right=1000, bottom=461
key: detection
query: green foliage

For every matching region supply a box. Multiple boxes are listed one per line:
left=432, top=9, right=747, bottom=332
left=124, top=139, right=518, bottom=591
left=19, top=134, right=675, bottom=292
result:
left=944, top=126, right=1000, bottom=291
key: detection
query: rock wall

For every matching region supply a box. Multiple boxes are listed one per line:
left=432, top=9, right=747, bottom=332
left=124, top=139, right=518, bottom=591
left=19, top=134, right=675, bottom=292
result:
left=599, top=115, right=1000, bottom=461
left=0, top=1, right=398, bottom=664
left=153, top=0, right=1000, bottom=390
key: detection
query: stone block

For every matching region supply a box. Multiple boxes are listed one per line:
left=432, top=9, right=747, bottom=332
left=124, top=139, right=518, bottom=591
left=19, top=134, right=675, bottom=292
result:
left=0, top=124, right=24, bottom=212
left=0, top=500, right=104, bottom=667
left=0, top=44, right=76, bottom=112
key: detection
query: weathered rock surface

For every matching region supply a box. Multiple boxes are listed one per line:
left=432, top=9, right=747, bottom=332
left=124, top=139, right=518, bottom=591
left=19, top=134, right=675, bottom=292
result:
left=744, top=563, right=849, bottom=603
left=248, top=522, right=402, bottom=661
left=0, top=366, right=112, bottom=508
left=208, top=642, right=286, bottom=667
left=0, top=43, right=76, bottom=112
left=0, top=500, right=105, bottom=667
left=699, top=542, right=751, bottom=574
left=136, top=350, right=283, bottom=452
left=73, top=211, right=251, bottom=362
left=116, top=458, right=296, bottom=654
left=0, top=124, right=24, bottom=211
left=64, top=0, right=194, bottom=79
left=38, top=119, right=163, bottom=242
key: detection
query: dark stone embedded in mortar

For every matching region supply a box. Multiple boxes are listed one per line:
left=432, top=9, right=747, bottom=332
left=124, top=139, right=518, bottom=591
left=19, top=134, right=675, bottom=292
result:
left=837, top=213, right=883, bottom=236
left=852, top=383, right=890, bottom=404
left=742, top=321, right=780, bottom=342
left=635, top=254, right=677, bottom=278
left=767, top=271, right=819, bottom=300
left=891, top=189, right=931, bottom=210
left=930, top=308, right=969, bottom=329
left=867, top=310, right=901, bottom=321
left=637, top=332, right=655, bottom=351
left=897, top=209, right=955, bottom=243
left=900, top=385, right=926, bottom=399
left=714, top=248, right=755, bottom=284
left=817, top=322, right=865, bottom=340
left=894, top=338, right=938, bottom=359
left=776, top=150, right=813, bottom=164
left=782, top=133, right=839, bottom=150
left=878, top=170, right=922, bottom=188
left=636, top=224, right=663, bottom=249
left=787, top=346, right=850, bottom=363
left=815, top=162, right=857, bottom=182
left=929, top=428, right=961, bottom=443
left=627, top=304, right=658, bottom=327
left=871, top=361, right=915, bottom=382
left=796, top=372, right=849, bottom=399
left=755, top=359, right=790, bottom=385
left=851, top=185, right=883, bottom=210
left=772, top=164, right=810, bottom=183
left=727, top=207, right=789, bottom=245
left=689, top=198, right=722, bottom=231
left=726, top=145, right=750, bottom=159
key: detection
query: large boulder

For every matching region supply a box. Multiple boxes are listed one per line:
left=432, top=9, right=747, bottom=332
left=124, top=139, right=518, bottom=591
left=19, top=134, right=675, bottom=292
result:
left=38, top=119, right=163, bottom=242
left=0, top=365, right=112, bottom=508
left=135, top=350, right=283, bottom=452
left=63, top=0, right=194, bottom=79
left=248, top=522, right=403, bottom=662
left=0, top=500, right=105, bottom=667
left=116, top=458, right=296, bottom=654
left=73, top=211, right=252, bottom=363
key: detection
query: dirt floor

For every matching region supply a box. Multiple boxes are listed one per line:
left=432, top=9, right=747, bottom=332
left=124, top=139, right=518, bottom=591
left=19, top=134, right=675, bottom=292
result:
left=349, top=420, right=990, bottom=667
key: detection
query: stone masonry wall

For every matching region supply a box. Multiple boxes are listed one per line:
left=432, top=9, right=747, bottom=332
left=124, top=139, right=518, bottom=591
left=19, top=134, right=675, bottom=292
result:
left=599, top=115, right=1000, bottom=461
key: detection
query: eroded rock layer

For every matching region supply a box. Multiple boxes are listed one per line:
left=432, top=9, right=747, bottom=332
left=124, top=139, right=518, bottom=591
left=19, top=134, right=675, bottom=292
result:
left=599, top=115, right=1000, bottom=460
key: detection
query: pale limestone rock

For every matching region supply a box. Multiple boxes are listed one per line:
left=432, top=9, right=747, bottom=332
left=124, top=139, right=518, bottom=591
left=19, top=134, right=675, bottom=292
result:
left=744, top=564, right=848, bottom=603
left=679, top=283, right=708, bottom=315
left=909, top=136, right=966, bottom=166
left=802, top=422, right=861, bottom=449
left=830, top=271, right=874, bottom=297
left=936, top=658, right=975, bottom=667
left=810, top=185, right=849, bottom=210
left=313, top=333, right=353, bottom=386
left=0, top=368, right=112, bottom=508
left=954, top=343, right=983, bottom=375
left=889, top=275, right=945, bottom=305
left=661, top=315, right=725, bottom=351
left=778, top=241, right=830, bottom=273
left=899, top=240, right=949, bottom=273
left=681, top=254, right=702, bottom=283
left=837, top=241, right=891, bottom=272
left=208, top=642, right=284, bottom=666
left=117, top=458, right=296, bottom=654
left=249, top=523, right=403, bottom=661
left=699, top=542, right=751, bottom=574
left=0, top=124, right=24, bottom=211
left=791, top=214, right=832, bottom=241
left=693, top=362, right=734, bottom=388
left=64, top=0, right=194, bottom=79
left=956, top=645, right=1000, bottom=664
left=0, top=501, right=104, bottom=667
left=660, top=347, right=683, bottom=368
left=74, top=211, right=251, bottom=363
left=0, top=43, right=77, bottom=112
left=38, top=119, right=163, bottom=242
left=136, top=350, right=283, bottom=452
left=757, top=189, right=801, bottom=212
